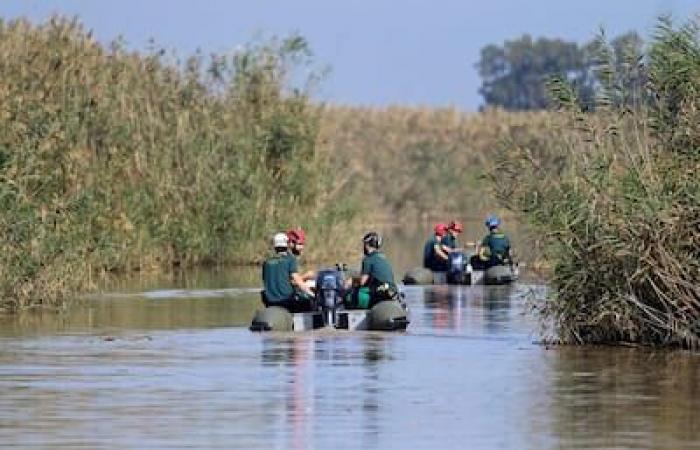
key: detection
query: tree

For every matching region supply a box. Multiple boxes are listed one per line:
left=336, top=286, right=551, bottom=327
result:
left=477, top=35, right=593, bottom=110
left=475, top=33, right=647, bottom=110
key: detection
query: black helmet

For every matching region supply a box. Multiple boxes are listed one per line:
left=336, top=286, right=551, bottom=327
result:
left=362, top=231, right=382, bottom=249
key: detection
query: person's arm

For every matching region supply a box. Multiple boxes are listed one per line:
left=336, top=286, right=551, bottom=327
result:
left=291, top=272, right=314, bottom=296
left=434, top=243, right=449, bottom=261
left=288, top=257, right=313, bottom=296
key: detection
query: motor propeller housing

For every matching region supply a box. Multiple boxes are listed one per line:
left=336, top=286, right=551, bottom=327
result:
left=315, top=268, right=346, bottom=326
left=447, top=251, right=472, bottom=285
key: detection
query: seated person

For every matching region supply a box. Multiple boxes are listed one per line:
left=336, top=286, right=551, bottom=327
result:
left=346, top=232, right=399, bottom=309
left=287, top=228, right=316, bottom=282
left=423, top=223, right=449, bottom=271
left=261, top=232, right=315, bottom=312
left=440, top=220, right=463, bottom=255
left=471, top=215, right=512, bottom=270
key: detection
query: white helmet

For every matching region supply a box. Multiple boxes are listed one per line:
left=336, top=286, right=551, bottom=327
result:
left=272, top=232, right=288, bottom=249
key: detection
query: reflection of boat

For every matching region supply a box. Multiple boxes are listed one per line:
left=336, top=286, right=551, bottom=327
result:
left=250, top=268, right=410, bottom=332
left=403, top=256, right=519, bottom=286
left=482, top=264, right=518, bottom=285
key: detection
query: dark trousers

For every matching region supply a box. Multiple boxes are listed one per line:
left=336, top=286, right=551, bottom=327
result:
left=470, top=255, right=509, bottom=270
left=261, top=291, right=315, bottom=313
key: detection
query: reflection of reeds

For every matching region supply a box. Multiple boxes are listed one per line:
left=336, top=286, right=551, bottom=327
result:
left=546, top=348, right=700, bottom=448
left=491, top=17, right=700, bottom=348
left=0, top=17, right=359, bottom=311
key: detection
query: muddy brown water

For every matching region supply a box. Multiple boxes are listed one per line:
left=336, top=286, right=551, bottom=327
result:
left=1, top=227, right=699, bottom=449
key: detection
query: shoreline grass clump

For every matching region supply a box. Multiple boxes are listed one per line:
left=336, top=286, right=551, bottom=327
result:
left=0, top=16, right=359, bottom=312
left=490, top=16, right=700, bottom=348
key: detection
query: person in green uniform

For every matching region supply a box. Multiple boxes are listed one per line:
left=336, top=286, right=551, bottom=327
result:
left=346, top=231, right=399, bottom=309
left=423, top=223, right=449, bottom=271
left=440, top=220, right=463, bottom=255
left=261, top=232, right=315, bottom=312
left=471, top=215, right=512, bottom=270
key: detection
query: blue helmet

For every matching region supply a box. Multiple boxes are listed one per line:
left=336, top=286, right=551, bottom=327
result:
left=485, top=215, right=500, bottom=229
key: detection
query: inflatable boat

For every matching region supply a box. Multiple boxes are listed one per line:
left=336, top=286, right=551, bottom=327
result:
left=250, top=267, right=409, bottom=332
left=403, top=251, right=518, bottom=286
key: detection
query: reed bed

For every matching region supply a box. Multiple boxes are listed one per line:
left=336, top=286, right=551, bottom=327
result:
left=490, top=17, right=700, bottom=348
left=0, top=17, right=359, bottom=311
left=319, top=105, right=553, bottom=218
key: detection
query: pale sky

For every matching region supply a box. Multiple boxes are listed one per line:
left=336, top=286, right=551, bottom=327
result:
left=2, top=1, right=698, bottom=110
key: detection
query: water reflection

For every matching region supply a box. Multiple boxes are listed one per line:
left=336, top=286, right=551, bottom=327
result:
left=2, top=278, right=700, bottom=449
left=258, top=334, right=391, bottom=449
left=0, top=293, right=260, bottom=337
left=546, top=348, right=700, bottom=449
left=422, top=285, right=516, bottom=335
left=480, top=286, right=513, bottom=334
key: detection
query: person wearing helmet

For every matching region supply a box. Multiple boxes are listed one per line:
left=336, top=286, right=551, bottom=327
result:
left=423, top=223, right=449, bottom=271
left=472, top=215, right=512, bottom=270
left=286, top=228, right=315, bottom=282
left=346, top=232, right=398, bottom=309
left=261, top=232, right=315, bottom=312
left=440, top=221, right=464, bottom=255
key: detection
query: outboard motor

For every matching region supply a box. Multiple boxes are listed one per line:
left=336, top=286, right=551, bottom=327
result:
left=315, top=266, right=346, bottom=326
left=446, top=251, right=472, bottom=285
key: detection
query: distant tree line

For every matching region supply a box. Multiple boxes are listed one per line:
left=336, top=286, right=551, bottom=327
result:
left=477, top=32, right=644, bottom=110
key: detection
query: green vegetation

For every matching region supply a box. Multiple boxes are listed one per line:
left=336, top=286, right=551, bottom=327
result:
left=0, top=17, right=358, bottom=312
left=319, top=106, right=552, bottom=219
left=491, top=17, right=700, bottom=348
left=477, top=32, right=643, bottom=110
left=4, top=12, right=697, bottom=351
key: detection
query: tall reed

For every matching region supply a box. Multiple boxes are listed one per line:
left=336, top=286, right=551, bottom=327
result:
left=0, top=17, right=359, bottom=312
left=319, top=105, right=553, bottom=218
left=490, top=16, right=700, bottom=348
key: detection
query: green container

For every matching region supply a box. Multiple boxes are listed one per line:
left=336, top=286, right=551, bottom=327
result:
left=357, top=287, right=371, bottom=309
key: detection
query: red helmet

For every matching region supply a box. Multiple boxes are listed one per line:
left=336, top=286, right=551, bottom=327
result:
left=287, top=228, right=306, bottom=245
left=434, top=223, right=448, bottom=237
left=448, top=221, right=463, bottom=233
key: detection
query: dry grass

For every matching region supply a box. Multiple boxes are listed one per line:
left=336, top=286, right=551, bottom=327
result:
left=319, top=105, right=554, bottom=217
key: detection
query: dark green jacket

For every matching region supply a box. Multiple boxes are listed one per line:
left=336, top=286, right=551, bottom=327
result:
left=423, top=236, right=443, bottom=270
left=262, top=252, right=298, bottom=302
left=481, top=231, right=511, bottom=262
left=441, top=234, right=458, bottom=250
left=361, top=251, right=396, bottom=289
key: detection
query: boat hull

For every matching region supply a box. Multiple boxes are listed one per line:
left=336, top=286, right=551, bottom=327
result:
left=402, top=265, right=517, bottom=286
left=250, top=302, right=410, bottom=332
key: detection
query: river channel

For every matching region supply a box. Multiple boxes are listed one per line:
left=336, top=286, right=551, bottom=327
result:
left=1, top=226, right=699, bottom=449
